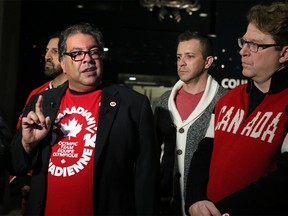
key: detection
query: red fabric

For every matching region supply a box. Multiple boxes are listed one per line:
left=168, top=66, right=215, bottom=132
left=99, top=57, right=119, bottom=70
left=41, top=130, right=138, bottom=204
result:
left=12, top=81, right=51, bottom=216
left=207, top=84, right=288, bottom=202
left=45, top=88, right=102, bottom=216
left=175, top=87, right=204, bottom=121
left=16, top=81, right=51, bottom=129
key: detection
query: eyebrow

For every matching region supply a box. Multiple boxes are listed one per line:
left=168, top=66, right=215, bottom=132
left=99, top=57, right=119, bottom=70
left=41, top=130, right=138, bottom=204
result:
left=67, top=45, right=100, bottom=52
left=243, top=37, right=274, bottom=44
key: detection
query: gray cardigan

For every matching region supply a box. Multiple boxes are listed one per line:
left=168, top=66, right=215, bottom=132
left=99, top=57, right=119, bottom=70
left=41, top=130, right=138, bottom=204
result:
left=154, top=83, right=228, bottom=215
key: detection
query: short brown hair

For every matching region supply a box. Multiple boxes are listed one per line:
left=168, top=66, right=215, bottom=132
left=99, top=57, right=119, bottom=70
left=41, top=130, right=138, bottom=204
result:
left=178, top=31, right=214, bottom=59
left=247, top=2, right=288, bottom=47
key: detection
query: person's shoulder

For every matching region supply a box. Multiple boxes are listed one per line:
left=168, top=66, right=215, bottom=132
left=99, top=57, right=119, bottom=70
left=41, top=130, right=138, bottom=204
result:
left=217, top=85, right=229, bottom=96
left=160, top=90, right=172, bottom=99
left=30, top=81, right=67, bottom=101
left=104, top=83, right=146, bottom=98
left=23, top=81, right=52, bottom=108
left=156, top=90, right=171, bottom=105
left=218, top=83, right=248, bottom=100
left=27, top=81, right=51, bottom=98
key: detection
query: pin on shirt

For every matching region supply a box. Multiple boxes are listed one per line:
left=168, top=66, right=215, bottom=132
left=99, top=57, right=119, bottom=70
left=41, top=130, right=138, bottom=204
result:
left=110, top=101, right=116, bottom=107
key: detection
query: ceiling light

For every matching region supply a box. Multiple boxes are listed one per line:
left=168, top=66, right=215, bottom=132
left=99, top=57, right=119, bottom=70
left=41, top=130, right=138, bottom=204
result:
left=140, top=0, right=201, bottom=22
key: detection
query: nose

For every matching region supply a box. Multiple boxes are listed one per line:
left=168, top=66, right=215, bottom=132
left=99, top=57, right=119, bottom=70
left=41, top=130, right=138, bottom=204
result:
left=178, top=57, right=186, bottom=66
left=83, top=52, right=95, bottom=63
left=45, top=49, right=52, bottom=60
left=239, top=44, right=250, bottom=56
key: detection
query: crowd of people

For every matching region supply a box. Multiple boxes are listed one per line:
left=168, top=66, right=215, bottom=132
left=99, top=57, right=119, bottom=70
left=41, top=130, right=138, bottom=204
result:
left=0, top=1, right=287, bottom=215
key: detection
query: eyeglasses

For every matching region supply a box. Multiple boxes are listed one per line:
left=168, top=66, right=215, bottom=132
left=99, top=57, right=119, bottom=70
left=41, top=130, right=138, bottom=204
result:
left=64, top=47, right=103, bottom=62
left=238, top=38, right=280, bottom=53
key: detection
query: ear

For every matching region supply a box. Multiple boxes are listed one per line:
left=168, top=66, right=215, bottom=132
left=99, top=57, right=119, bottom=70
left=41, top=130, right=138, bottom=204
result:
left=279, top=46, right=288, bottom=64
left=60, top=60, right=67, bottom=74
left=205, top=56, right=214, bottom=69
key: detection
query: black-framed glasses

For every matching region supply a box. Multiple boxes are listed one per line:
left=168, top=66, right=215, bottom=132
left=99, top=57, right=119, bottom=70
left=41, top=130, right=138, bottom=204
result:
left=238, top=38, right=281, bottom=53
left=64, top=47, right=103, bottom=62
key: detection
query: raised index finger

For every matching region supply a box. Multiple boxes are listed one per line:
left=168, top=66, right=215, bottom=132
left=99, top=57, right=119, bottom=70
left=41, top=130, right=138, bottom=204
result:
left=35, top=95, right=44, bottom=114
left=34, top=95, right=47, bottom=125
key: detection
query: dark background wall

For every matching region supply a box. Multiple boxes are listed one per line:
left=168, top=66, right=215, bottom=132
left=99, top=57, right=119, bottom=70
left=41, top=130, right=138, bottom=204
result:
left=0, top=0, right=276, bottom=130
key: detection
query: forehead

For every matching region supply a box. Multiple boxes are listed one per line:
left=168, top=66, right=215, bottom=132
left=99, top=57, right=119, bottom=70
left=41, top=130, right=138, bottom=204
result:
left=66, top=33, right=98, bottom=50
left=177, top=39, right=201, bottom=52
left=47, top=38, right=59, bottom=48
left=244, top=23, right=274, bottom=43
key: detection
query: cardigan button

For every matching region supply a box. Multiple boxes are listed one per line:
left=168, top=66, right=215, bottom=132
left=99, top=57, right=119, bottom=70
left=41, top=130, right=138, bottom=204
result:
left=175, top=172, right=181, bottom=179
left=179, top=128, right=184, bottom=133
left=176, top=149, right=182, bottom=155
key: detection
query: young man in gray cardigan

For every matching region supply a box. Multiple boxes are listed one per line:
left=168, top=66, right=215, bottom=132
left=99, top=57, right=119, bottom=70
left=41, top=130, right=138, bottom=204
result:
left=154, top=31, right=227, bottom=215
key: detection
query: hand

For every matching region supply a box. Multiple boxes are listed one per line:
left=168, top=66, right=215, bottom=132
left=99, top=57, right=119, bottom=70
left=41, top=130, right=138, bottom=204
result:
left=21, top=95, right=51, bottom=154
left=21, top=185, right=31, bottom=197
left=188, top=200, right=221, bottom=216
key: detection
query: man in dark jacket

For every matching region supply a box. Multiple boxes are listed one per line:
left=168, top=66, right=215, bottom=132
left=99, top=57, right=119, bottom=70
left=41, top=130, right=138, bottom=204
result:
left=0, top=110, right=12, bottom=215
left=9, top=23, right=158, bottom=215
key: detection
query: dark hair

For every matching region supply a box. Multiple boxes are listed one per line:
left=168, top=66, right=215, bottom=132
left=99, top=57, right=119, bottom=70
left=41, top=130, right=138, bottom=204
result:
left=247, top=1, right=288, bottom=47
left=178, top=30, right=214, bottom=58
left=48, top=31, right=61, bottom=40
left=58, top=23, right=104, bottom=60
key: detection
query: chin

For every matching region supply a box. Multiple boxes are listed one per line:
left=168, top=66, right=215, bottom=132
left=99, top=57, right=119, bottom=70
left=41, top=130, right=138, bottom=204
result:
left=242, top=72, right=253, bottom=79
left=242, top=68, right=250, bottom=76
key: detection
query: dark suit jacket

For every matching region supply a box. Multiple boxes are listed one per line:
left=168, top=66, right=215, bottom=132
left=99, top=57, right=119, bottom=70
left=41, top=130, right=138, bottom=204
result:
left=9, top=82, right=159, bottom=215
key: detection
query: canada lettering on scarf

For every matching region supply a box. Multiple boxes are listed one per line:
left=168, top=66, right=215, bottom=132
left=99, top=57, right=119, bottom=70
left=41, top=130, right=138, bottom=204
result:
left=215, top=106, right=282, bottom=143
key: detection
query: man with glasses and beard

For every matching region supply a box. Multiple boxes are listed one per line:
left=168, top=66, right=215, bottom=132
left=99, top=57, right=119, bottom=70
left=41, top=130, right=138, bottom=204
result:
left=9, top=23, right=158, bottom=215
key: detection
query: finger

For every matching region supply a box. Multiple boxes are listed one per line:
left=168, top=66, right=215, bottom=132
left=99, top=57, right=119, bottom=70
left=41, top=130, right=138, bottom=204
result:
left=35, top=95, right=46, bottom=126
left=206, top=203, right=221, bottom=216
left=23, top=111, right=40, bottom=125
left=35, top=95, right=44, bottom=114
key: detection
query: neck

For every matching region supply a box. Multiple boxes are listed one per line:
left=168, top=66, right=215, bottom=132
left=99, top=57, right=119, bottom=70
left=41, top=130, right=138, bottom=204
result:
left=69, top=81, right=102, bottom=93
left=182, top=74, right=208, bottom=94
left=52, top=73, right=67, bottom=88
left=253, top=65, right=286, bottom=93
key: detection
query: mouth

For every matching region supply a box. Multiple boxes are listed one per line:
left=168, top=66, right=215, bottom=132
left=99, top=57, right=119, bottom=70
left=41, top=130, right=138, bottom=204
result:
left=241, top=61, right=250, bottom=67
left=82, top=66, right=97, bottom=73
left=45, top=62, right=53, bottom=67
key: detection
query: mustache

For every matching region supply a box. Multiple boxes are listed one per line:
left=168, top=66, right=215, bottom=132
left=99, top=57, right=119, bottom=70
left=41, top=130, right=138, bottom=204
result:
left=45, top=60, right=54, bottom=66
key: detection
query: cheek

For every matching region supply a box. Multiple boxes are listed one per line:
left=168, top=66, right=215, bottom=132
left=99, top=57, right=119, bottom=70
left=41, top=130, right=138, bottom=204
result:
left=53, top=59, right=59, bottom=66
left=253, top=55, right=272, bottom=70
left=97, top=60, right=103, bottom=69
left=64, top=63, right=78, bottom=76
left=188, top=61, right=202, bottom=70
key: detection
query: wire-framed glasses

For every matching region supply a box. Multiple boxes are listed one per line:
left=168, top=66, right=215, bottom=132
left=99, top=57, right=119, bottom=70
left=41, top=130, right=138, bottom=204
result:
left=64, top=47, right=103, bottom=61
left=238, top=38, right=280, bottom=53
